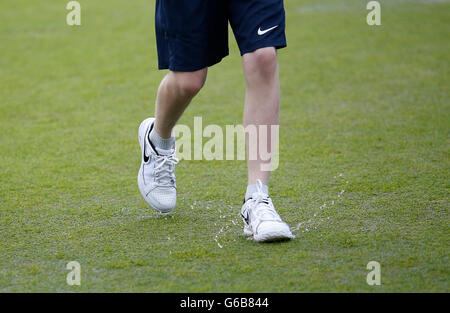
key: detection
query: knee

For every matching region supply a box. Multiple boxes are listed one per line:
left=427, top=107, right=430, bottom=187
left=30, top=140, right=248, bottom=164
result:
left=243, top=47, right=278, bottom=78
left=171, top=69, right=207, bottom=97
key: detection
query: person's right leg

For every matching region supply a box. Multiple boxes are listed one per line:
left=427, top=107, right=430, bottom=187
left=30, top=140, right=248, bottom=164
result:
left=137, top=69, right=207, bottom=213
left=154, top=69, right=207, bottom=139
left=139, top=0, right=228, bottom=213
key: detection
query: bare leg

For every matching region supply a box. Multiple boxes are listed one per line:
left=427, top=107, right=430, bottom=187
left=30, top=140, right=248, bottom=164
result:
left=154, top=68, right=207, bottom=138
left=242, top=47, right=280, bottom=186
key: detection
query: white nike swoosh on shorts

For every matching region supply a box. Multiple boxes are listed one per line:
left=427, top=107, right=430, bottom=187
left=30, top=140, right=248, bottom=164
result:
left=257, top=25, right=279, bottom=35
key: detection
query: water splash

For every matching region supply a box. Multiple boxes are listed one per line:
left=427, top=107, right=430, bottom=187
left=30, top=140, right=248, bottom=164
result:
left=213, top=206, right=242, bottom=248
left=292, top=173, right=348, bottom=235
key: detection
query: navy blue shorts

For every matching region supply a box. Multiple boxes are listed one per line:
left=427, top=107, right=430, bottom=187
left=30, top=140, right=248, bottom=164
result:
left=155, top=0, right=287, bottom=71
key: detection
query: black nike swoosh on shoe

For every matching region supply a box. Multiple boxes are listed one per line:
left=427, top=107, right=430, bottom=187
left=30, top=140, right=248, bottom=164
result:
left=143, top=122, right=158, bottom=163
left=143, top=151, right=149, bottom=163
left=241, top=212, right=250, bottom=225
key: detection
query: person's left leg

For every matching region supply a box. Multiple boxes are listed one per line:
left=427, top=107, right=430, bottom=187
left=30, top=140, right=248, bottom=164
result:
left=227, top=0, right=287, bottom=197
left=242, top=47, right=279, bottom=187
left=228, top=0, right=293, bottom=241
left=239, top=47, right=294, bottom=242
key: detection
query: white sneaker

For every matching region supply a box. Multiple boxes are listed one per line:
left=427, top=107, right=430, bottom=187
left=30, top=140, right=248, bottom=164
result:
left=241, top=180, right=295, bottom=242
left=137, top=118, right=178, bottom=213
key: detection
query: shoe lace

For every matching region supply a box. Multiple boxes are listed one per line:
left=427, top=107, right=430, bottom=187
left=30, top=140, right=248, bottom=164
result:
left=248, top=180, right=279, bottom=221
left=153, top=152, right=179, bottom=186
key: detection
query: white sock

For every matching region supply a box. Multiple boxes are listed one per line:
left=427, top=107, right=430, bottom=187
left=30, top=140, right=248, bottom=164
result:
left=149, top=127, right=175, bottom=151
left=245, top=183, right=269, bottom=201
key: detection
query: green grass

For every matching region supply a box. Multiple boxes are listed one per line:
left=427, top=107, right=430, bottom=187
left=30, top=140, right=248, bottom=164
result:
left=0, top=0, right=449, bottom=292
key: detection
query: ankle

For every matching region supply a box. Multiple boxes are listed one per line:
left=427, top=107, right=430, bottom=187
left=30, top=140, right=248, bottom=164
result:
left=245, top=182, right=269, bottom=201
left=149, top=125, right=175, bottom=150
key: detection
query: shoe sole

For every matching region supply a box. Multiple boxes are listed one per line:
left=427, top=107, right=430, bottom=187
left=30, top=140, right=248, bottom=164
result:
left=254, top=230, right=294, bottom=243
left=247, top=223, right=295, bottom=243
left=137, top=118, right=174, bottom=214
